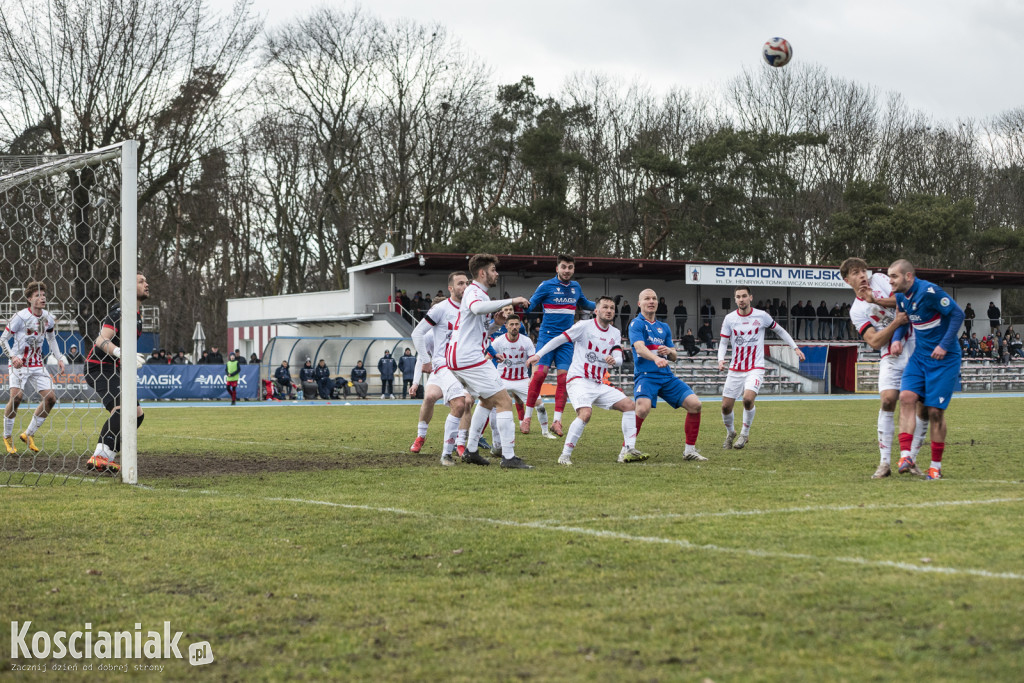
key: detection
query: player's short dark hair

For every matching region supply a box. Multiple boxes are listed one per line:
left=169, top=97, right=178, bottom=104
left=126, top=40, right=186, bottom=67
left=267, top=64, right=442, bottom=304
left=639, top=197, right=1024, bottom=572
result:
left=595, top=295, right=615, bottom=306
left=447, top=271, right=468, bottom=286
left=734, top=285, right=752, bottom=296
left=506, top=314, right=521, bottom=324
left=556, top=254, right=575, bottom=265
left=25, top=281, right=46, bottom=299
left=839, top=257, right=869, bottom=279
left=889, top=258, right=915, bottom=276
left=467, top=254, right=499, bottom=279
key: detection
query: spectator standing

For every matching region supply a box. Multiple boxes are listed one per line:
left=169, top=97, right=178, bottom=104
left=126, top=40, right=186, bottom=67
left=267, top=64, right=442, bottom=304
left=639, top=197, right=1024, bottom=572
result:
left=700, top=299, right=716, bottom=326
left=673, top=300, right=688, bottom=339
left=802, top=300, right=817, bottom=340
left=790, top=300, right=803, bottom=339
left=314, top=359, right=333, bottom=399
left=656, top=296, right=669, bottom=322
left=274, top=360, right=296, bottom=399
left=398, top=347, right=417, bottom=398
left=351, top=360, right=369, bottom=399
left=963, top=303, right=975, bottom=335
left=619, top=299, right=631, bottom=332
left=768, top=301, right=779, bottom=320
left=171, top=349, right=190, bottom=365
left=249, top=353, right=260, bottom=364
left=987, top=302, right=1001, bottom=335
left=234, top=350, right=246, bottom=365
left=145, top=350, right=163, bottom=365
left=378, top=350, right=398, bottom=399
left=816, top=301, right=831, bottom=340
left=829, top=302, right=843, bottom=340
left=225, top=352, right=241, bottom=406
left=207, top=346, right=224, bottom=365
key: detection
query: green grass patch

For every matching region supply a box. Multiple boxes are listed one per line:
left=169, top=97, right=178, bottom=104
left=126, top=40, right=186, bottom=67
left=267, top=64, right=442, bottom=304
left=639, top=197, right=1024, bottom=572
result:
left=2, top=397, right=1023, bottom=681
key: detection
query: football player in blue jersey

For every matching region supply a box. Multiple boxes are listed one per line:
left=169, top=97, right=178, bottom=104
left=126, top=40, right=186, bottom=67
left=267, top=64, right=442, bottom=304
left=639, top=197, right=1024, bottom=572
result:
left=521, top=255, right=596, bottom=437
left=628, top=289, right=706, bottom=461
left=888, top=259, right=965, bottom=480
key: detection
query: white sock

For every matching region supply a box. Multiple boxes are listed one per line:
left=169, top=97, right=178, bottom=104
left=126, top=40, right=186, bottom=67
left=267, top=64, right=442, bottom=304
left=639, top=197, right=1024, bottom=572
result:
left=910, top=416, right=928, bottom=459
left=442, top=414, right=460, bottom=455
left=3, top=417, right=13, bottom=438
left=741, top=407, right=756, bottom=435
left=621, top=411, right=637, bottom=448
left=496, top=410, right=516, bottom=458
left=878, top=409, right=895, bottom=464
left=25, top=415, right=45, bottom=436
left=489, top=408, right=502, bottom=449
left=524, top=405, right=534, bottom=419
left=563, top=418, right=586, bottom=456
left=722, top=411, right=735, bottom=434
left=456, top=429, right=467, bottom=447
left=553, top=410, right=563, bottom=423
left=92, top=442, right=105, bottom=457
left=417, top=421, right=429, bottom=438
left=466, top=404, right=490, bottom=452
left=538, top=404, right=550, bottom=432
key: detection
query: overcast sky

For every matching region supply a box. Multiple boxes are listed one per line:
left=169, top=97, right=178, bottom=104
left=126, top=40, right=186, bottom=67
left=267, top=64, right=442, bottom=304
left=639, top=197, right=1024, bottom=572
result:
left=234, top=0, right=1022, bottom=123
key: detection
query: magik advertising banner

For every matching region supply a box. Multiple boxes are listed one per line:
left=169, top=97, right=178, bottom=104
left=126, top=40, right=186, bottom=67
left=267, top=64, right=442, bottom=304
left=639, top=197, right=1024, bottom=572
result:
left=0, top=365, right=258, bottom=401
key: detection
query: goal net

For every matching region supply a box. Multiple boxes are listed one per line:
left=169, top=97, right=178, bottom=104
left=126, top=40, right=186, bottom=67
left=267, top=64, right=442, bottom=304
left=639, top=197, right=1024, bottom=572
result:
left=0, top=142, right=139, bottom=485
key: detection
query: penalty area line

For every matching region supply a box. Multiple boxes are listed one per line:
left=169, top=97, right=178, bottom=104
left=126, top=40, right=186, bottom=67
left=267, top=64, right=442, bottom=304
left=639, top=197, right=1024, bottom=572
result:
left=262, top=496, right=1024, bottom=582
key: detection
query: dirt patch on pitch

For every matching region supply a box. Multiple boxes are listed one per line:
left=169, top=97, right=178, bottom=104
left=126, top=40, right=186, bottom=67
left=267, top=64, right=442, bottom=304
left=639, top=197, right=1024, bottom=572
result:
left=139, top=451, right=436, bottom=478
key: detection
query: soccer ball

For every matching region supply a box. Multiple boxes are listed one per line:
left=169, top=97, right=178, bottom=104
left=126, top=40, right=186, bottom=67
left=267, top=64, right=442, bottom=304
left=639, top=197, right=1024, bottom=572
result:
left=762, top=37, right=793, bottom=67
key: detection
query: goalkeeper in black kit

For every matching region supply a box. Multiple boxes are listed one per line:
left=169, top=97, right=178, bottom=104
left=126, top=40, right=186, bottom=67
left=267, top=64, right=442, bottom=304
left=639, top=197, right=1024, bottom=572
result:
left=83, top=274, right=150, bottom=475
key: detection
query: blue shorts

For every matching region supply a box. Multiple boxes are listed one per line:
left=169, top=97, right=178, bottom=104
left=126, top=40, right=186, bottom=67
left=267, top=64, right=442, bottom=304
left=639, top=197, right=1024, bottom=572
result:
left=537, top=334, right=574, bottom=370
left=633, top=373, right=694, bottom=409
left=900, top=354, right=961, bottom=410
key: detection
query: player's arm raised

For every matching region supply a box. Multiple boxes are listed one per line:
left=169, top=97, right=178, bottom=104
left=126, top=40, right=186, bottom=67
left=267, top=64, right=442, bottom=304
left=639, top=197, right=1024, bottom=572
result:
left=527, top=330, right=572, bottom=367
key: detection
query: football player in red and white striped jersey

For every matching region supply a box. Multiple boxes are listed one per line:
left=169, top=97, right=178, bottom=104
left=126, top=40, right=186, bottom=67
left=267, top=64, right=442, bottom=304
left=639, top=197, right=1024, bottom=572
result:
left=717, top=285, right=803, bottom=450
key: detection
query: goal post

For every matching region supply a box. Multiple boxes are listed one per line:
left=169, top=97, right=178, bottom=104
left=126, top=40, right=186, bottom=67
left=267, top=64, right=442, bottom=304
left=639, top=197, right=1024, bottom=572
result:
left=0, top=141, right=139, bottom=485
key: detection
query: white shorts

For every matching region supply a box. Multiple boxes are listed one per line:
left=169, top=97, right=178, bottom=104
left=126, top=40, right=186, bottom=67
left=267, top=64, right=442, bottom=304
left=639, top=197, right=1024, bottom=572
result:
left=878, top=352, right=910, bottom=393
left=9, top=365, right=54, bottom=394
left=566, top=379, right=628, bottom=410
left=426, top=366, right=470, bottom=405
left=722, top=368, right=765, bottom=400
left=502, top=378, right=530, bottom=404
left=450, top=362, right=505, bottom=400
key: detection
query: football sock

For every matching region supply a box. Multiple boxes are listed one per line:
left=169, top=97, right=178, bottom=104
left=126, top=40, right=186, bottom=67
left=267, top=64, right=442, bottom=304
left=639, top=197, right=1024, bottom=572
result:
left=878, top=409, right=895, bottom=463
left=489, top=408, right=502, bottom=450
left=466, top=404, right=490, bottom=452
left=417, top=421, right=429, bottom=438
left=684, top=412, right=701, bottom=447
left=741, top=406, right=755, bottom=436
left=525, top=367, right=548, bottom=411
left=456, top=429, right=467, bottom=447
left=496, top=410, right=516, bottom=458
left=910, top=416, right=928, bottom=458
left=554, top=374, right=568, bottom=413
left=515, top=402, right=525, bottom=421
left=621, top=410, right=637, bottom=448
left=930, top=442, right=944, bottom=471
left=722, top=411, right=735, bottom=434
left=25, top=415, right=45, bottom=436
left=635, top=415, right=645, bottom=436
left=99, top=411, right=121, bottom=451
left=538, top=404, right=550, bottom=433
left=524, top=405, right=534, bottom=420
left=442, top=414, right=460, bottom=455
left=898, top=432, right=914, bottom=461
left=3, top=416, right=14, bottom=438
left=563, top=418, right=586, bottom=457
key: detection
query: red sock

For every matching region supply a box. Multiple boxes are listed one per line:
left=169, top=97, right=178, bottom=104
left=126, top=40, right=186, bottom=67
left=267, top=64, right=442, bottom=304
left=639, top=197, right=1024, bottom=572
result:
left=515, top=402, right=525, bottom=421
left=898, top=432, right=913, bottom=453
left=526, top=366, right=548, bottom=409
left=931, top=442, right=944, bottom=463
left=635, top=416, right=645, bottom=436
left=554, top=374, right=568, bottom=413
left=685, top=412, right=701, bottom=446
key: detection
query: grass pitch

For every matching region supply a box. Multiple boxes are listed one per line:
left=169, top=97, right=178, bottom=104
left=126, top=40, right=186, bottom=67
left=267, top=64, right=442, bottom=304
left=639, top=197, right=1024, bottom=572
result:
left=2, top=397, right=1023, bottom=681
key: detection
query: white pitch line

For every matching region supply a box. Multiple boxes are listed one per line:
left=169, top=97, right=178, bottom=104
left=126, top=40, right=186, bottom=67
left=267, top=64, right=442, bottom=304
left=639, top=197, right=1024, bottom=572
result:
left=569, top=497, right=1024, bottom=524
left=262, top=496, right=1024, bottom=581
